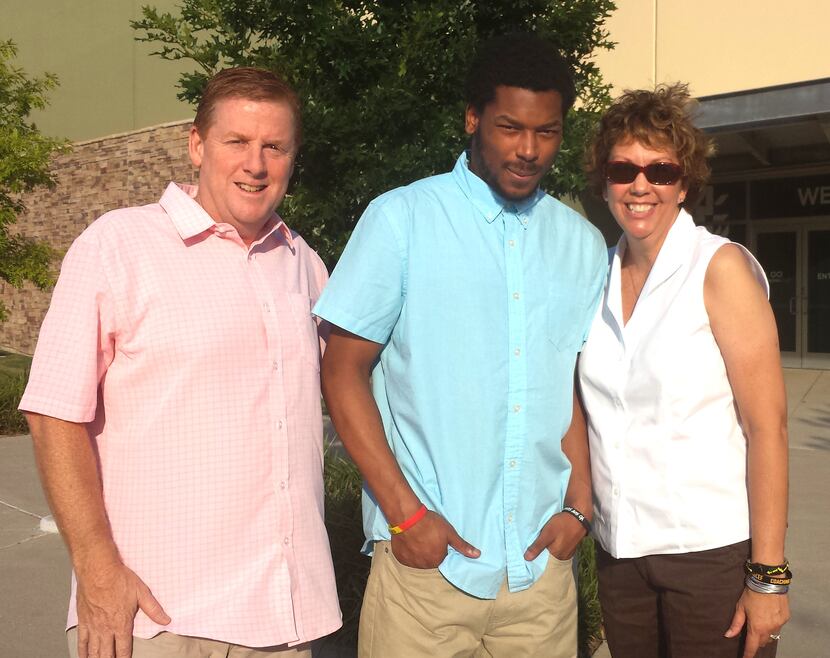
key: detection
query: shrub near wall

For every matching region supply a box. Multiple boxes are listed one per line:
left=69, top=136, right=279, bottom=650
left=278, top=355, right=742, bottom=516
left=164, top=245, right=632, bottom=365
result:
left=0, top=120, right=196, bottom=354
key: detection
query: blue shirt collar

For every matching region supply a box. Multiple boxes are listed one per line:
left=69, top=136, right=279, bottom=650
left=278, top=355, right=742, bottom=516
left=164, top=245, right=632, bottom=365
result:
left=451, top=152, right=545, bottom=227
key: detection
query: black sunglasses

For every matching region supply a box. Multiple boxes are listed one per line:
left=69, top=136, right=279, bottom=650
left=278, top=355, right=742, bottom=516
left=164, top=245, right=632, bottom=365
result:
left=605, top=161, right=683, bottom=185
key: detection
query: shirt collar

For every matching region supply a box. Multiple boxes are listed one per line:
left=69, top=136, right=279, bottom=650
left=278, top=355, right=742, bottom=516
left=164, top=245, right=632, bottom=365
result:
left=612, top=207, right=695, bottom=307
left=158, top=182, right=294, bottom=248
left=451, top=152, right=545, bottom=227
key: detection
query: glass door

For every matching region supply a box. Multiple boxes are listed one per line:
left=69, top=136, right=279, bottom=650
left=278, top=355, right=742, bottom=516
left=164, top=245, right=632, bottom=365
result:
left=756, top=229, right=800, bottom=367
left=805, top=229, right=830, bottom=368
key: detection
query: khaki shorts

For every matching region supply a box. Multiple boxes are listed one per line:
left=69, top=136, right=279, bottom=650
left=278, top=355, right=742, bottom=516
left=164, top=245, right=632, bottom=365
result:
left=358, top=541, right=577, bottom=658
left=67, top=627, right=311, bottom=658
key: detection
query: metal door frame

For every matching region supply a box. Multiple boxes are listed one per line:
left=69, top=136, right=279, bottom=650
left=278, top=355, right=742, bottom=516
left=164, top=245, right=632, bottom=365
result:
left=751, top=219, right=830, bottom=369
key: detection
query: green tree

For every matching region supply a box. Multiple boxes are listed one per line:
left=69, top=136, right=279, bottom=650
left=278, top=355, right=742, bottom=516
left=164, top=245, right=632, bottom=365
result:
left=133, top=0, right=616, bottom=267
left=0, top=40, right=69, bottom=320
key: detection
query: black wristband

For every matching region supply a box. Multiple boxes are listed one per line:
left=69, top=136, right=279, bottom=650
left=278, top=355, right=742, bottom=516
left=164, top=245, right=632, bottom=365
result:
left=562, top=506, right=592, bottom=534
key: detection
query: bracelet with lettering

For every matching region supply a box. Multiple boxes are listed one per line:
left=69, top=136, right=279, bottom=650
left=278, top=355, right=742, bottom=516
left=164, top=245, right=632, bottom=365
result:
left=562, top=506, right=592, bottom=534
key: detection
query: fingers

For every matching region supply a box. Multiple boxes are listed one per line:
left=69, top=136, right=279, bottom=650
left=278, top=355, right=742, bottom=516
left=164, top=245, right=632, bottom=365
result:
left=446, top=526, right=480, bottom=559
left=137, top=583, right=171, bottom=625
left=724, top=605, right=746, bottom=638
left=114, top=630, right=134, bottom=658
left=524, top=535, right=548, bottom=561
left=77, top=625, right=90, bottom=658
left=742, top=630, right=761, bottom=658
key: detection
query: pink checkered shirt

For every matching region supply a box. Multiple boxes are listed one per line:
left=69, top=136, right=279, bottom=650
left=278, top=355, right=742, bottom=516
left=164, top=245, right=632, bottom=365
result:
left=20, top=183, right=342, bottom=646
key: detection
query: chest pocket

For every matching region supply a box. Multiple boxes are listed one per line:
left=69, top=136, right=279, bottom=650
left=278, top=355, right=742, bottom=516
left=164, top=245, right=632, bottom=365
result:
left=547, top=287, right=588, bottom=352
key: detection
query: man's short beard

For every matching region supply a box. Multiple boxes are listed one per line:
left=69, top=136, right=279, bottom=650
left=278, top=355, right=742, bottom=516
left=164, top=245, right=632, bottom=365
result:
left=469, top=131, right=535, bottom=202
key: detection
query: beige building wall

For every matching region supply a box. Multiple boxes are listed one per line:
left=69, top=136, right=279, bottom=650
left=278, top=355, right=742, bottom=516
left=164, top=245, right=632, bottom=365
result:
left=595, top=0, right=830, bottom=97
left=2, top=0, right=193, bottom=141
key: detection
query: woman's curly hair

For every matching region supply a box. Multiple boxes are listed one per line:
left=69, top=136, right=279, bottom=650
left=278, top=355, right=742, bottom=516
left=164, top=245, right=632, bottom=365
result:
left=585, top=82, right=714, bottom=208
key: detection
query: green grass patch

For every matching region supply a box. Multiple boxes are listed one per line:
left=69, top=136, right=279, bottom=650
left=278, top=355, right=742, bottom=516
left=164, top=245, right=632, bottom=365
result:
left=321, top=449, right=604, bottom=654
left=0, top=350, right=31, bottom=434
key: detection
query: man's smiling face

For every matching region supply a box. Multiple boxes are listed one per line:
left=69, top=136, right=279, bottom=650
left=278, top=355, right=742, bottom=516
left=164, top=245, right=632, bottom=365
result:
left=189, top=96, right=297, bottom=243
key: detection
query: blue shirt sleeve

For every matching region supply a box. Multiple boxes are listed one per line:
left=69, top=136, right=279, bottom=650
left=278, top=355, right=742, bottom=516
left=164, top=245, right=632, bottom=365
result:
left=579, top=231, right=611, bottom=346
left=313, top=198, right=407, bottom=344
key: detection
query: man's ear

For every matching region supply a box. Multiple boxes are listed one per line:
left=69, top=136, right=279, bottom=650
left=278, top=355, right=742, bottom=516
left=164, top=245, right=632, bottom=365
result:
left=464, top=104, right=480, bottom=136
left=188, top=125, right=204, bottom=169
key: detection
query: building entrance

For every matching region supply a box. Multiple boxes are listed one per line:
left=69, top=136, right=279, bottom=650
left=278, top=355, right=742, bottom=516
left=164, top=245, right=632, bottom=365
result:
left=754, top=223, right=830, bottom=369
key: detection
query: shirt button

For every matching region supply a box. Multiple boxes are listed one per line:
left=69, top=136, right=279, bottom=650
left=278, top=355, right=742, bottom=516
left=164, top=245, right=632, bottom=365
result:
left=513, top=404, right=522, bottom=413
left=509, top=459, right=517, bottom=469
left=507, top=514, right=513, bottom=523
left=614, top=398, right=623, bottom=409
left=508, top=239, right=515, bottom=247
left=278, top=420, right=284, bottom=429
left=514, top=348, right=521, bottom=357
left=280, top=481, right=286, bottom=489
left=272, top=360, right=279, bottom=371
left=513, top=292, right=520, bottom=300
left=263, top=303, right=271, bottom=313
left=283, top=537, right=290, bottom=545
left=612, top=487, right=620, bottom=497
left=522, top=219, right=528, bottom=225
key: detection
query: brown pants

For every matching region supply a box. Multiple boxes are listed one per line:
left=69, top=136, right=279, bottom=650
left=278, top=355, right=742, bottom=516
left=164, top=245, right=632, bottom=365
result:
left=67, top=627, right=311, bottom=658
left=358, top=540, right=578, bottom=658
left=596, top=540, right=777, bottom=658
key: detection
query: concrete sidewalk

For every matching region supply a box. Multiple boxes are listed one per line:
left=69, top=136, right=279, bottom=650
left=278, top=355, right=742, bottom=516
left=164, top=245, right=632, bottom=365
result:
left=2, top=370, right=828, bottom=657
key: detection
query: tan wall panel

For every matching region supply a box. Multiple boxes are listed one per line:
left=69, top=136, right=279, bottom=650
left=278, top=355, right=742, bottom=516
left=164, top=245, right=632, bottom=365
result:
left=597, top=0, right=830, bottom=98
left=592, top=0, right=657, bottom=93
left=658, top=0, right=830, bottom=96
left=2, top=0, right=192, bottom=141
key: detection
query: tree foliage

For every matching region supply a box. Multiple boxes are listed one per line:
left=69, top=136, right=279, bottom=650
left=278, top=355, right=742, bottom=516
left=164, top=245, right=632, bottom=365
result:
left=0, top=40, right=69, bottom=320
left=134, top=0, right=616, bottom=266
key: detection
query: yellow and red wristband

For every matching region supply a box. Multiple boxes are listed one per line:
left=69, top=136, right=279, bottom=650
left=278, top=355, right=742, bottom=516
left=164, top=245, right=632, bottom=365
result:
left=389, top=504, right=428, bottom=535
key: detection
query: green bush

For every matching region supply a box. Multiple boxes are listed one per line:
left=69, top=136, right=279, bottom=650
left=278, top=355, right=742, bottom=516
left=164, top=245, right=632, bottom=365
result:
left=577, top=537, right=604, bottom=657
left=322, top=451, right=604, bottom=654
left=0, top=366, right=28, bottom=434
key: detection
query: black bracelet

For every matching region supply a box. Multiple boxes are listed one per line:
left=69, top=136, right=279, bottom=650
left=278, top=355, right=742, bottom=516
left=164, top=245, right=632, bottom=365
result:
left=745, top=559, right=791, bottom=577
left=746, top=570, right=792, bottom=586
left=562, top=506, right=592, bottom=534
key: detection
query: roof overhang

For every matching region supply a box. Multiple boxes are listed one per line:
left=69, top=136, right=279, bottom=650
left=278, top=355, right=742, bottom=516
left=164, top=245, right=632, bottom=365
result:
left=696, top=78, right=830, bottom=177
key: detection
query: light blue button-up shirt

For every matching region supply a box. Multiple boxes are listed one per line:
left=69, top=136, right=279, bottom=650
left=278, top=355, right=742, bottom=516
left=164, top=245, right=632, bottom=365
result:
left=314, top=153, right=606, bottom=598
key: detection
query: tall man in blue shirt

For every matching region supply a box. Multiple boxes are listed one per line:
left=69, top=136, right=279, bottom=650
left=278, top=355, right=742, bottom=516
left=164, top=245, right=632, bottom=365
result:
left=314, top=33, right=607, bottom=657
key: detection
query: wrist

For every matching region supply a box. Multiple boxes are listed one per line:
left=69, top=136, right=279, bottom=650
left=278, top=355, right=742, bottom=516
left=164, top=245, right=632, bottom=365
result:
left=71, top=540, right=122, bottom=580
left=388, top=504, right=428, bottom=535
left=562, top=505, right=592, bottom=534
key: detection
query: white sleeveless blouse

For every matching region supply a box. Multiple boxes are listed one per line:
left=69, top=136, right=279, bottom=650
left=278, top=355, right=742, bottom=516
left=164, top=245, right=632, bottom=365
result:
left=578, top=210, right=768, bottom=558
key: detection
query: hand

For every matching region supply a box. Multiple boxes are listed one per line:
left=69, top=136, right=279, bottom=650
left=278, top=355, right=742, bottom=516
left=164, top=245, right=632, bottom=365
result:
left=524, top=511, right=587, bottom=562
left=75, top=561, right=170, bottom=658
left=724, top=589, right=790, bottom=658
left=391, top=511, right=480, bottom=569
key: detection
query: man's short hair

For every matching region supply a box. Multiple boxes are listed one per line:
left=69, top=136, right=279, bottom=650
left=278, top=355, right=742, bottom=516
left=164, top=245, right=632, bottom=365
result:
left=465, top=33, right=576, bottom=116
left=193, top=67, right=303, bottom=145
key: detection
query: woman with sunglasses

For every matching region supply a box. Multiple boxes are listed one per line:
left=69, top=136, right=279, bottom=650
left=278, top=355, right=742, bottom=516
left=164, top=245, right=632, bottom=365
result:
left=578, top=83, right=790, bottom=658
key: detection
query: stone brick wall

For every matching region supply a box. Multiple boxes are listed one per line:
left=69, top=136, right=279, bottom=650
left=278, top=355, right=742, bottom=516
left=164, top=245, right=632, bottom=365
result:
left=0, top=120, right=197, bottom=354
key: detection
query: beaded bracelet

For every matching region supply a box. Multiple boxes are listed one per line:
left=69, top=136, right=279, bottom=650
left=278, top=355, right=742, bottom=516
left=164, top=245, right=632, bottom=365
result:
left=389, top=504, right=428, bottom=535
left=562, top=506, right=592, bottom=534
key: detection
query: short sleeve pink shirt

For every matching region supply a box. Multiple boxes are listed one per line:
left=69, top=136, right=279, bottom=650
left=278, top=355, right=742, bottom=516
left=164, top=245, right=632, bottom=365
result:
left=20, top=183, right=342, bottom=646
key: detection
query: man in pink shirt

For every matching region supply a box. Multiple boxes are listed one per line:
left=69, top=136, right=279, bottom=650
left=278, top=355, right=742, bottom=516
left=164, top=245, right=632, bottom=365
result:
left=20, top=67, right=341, bottom=658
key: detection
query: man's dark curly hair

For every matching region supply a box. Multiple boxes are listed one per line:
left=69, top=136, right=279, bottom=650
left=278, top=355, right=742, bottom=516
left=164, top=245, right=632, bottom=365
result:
left=465, top=33, right=575, bottom=116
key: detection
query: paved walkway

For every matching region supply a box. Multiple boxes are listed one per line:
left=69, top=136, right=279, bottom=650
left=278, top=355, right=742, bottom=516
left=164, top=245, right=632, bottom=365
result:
left=1, top=370, right=828, bottom=657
